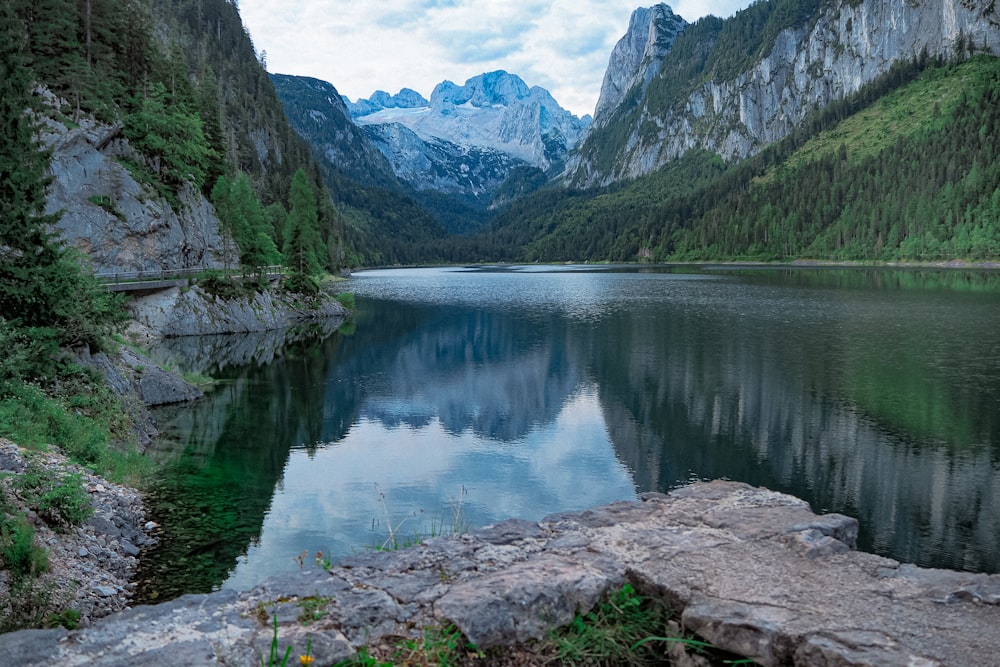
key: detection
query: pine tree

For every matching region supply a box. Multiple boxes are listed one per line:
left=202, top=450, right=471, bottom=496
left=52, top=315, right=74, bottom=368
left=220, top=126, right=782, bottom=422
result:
left=282, top=169, right=323, bottom=293
left=0, top=5, right=126, bottom=352
left=124, top=81, right=214, bottom=193
left=1, top=5, right=65, bottom=327
left=212, top=173, right=280, bottom=278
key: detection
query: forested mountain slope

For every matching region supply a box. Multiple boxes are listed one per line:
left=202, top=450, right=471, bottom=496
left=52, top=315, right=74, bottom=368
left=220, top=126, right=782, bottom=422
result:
left=566, top=0, right=1000, bottom=188
left=269, top=73, right=455, bottom=262
left=10, top=0, right=348, bottom=271
left=487, top=55, right=1000, bottom=263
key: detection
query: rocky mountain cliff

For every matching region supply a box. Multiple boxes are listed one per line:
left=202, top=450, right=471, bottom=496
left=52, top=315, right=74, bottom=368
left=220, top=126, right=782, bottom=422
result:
left=592, top=4, right=687, bottom=123
left=275, top=70, right=589, bottom=218
left=568, top=0, right=1000, bottom=187
left=363, top=123, right=529, bottom=206
left=348, top=71, right=591, bottom=191
left=268, top=74, right=401, bottom=192
left=37, top=89, right=235, bottom=274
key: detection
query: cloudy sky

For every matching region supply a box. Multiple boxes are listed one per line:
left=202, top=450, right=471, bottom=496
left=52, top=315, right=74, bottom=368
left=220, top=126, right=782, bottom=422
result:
left=238, top=1, right=755, bottom=118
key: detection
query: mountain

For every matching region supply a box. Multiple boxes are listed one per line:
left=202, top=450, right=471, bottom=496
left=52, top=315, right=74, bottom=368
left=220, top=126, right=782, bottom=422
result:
left=348, top=71, right=591, bottom=198
left=491, top=54, right=1000, bottom=263
left=274, top=70, right=590, bottom=234
left=270, top=73, right=486, bottom=241
left=269, top=74, right=400, bottom=191
left=363, top=123, right=529, bottom=206
left=592, top=4, right=687, bottom=123
left=566, top=0, right=1000, bottom=187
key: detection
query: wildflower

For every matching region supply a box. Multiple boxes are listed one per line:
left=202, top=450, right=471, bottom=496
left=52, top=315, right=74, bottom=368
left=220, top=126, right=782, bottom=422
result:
left=299, top=655, right=314, bottom=665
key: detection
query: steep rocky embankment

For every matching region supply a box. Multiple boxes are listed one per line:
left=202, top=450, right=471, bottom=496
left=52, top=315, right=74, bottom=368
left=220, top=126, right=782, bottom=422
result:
left=0, top=441, right=156, bottom=630
left=1, top=481, right=998, bottom=665
left=126, top=285, right=350, bottom=343
left=36, top=88, right=235, bottom=274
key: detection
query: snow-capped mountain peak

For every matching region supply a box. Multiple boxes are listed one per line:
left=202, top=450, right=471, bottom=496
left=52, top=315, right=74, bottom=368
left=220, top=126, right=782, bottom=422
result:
left=347, top=70, right=590, bottom=170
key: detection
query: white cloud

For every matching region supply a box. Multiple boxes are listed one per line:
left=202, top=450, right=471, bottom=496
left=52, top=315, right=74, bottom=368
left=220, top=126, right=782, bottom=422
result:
left=238, top=1, right=755, bottom=117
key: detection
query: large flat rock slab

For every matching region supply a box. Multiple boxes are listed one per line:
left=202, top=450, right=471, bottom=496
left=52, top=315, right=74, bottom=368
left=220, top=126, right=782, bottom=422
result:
left=2, top=481, right=998, bottom=665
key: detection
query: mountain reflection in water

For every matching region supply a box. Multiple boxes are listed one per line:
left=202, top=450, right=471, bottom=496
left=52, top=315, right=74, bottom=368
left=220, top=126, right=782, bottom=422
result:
left=135, top=266, right=1000, bottom=602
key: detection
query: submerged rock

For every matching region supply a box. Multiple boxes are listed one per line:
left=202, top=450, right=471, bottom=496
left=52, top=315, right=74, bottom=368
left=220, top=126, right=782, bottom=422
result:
left=1, top=480, right=998, bottom=665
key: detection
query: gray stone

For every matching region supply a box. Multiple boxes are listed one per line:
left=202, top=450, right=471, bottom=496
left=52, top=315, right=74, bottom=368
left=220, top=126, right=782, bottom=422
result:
left=87, top=515, right=121, bottom=539
left=127, top=285, right=348, bottom=342
left=39, top=107, right=235, bottom=274
left=472, top=518, right=544, bottom=545
left=119, top=540, right=140, bottom=557
left=435, top=552, right=623, bottom=648
left=116, top=348, right=202, bottom=407
left=2, top=481, right=999, bottom=666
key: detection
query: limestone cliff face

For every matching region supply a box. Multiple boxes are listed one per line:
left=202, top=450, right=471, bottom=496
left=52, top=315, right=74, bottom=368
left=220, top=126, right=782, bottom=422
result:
left=569, top=0, right=1000, bottom=187
left=592, top=4, right=687, bottom=124
left=37, top=89, right=236, bottom=274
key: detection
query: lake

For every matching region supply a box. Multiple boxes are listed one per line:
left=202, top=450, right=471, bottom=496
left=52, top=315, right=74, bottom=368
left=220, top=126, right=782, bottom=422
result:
left=135, top=265, right=1000, bottom=602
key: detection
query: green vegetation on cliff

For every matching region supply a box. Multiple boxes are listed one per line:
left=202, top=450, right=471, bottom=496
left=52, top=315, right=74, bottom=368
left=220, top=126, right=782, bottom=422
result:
left=10, top=0, right=348, bottom=272
left=485, top=55, right=1000, bottom=264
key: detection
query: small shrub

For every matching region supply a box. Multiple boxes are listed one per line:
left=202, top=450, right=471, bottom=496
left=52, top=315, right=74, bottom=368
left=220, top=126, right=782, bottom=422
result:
left=87, top=195, right=125, bottom=221
left=46, top=608, right=81, bottom=630
left=37, top=475, right=94, bottom=529
left=393, top=623, right=481, bottom=667
left=14, top=464, right=94, bottom=532
left=195, top=269, right=247, bottom=299
left=283, top=273, right=320, bottom=295
left=547, top=583, right=673, bottom=665
left=0, top=513, right=49, bottom=579
left=334, top=292, right=356, bottom=310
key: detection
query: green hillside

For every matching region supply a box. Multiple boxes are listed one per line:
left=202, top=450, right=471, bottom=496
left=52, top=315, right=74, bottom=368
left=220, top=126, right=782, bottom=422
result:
left=485, top=55, right=1000, bottom=264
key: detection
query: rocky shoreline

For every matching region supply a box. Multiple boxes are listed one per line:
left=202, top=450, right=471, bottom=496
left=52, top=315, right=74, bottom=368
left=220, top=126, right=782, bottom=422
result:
left=0, top=287, right=351, bottom=633
left=1, top=480, right=998, bottom=666
left=0, top=439, right=157, bottom=629
left=125, top=284, right=350, bottom=345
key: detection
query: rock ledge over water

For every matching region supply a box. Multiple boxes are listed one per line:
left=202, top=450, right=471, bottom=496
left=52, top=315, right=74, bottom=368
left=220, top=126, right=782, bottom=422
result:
left=2, top=481, right=999, bottom=665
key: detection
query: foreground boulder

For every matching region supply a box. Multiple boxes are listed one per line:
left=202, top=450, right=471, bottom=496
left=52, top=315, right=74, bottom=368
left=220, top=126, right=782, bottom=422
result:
left=1, top=481, right=998, bottom=665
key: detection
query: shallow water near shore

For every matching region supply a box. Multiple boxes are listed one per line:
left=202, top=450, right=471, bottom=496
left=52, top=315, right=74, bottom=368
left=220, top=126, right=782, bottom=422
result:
left=134, top=265, right=1000, bottom=602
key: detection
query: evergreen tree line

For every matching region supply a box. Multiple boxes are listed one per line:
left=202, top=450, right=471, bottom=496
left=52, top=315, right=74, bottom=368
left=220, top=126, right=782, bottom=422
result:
left=11, top=0, right=347, bottom=275
left=1, top=5, right=126, bottom=367
left=475, top=54, right=1000, bottom=264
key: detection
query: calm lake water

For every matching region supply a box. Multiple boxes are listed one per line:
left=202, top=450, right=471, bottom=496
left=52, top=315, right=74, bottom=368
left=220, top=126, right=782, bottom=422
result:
left=135, top=265, right=1000, bottom=602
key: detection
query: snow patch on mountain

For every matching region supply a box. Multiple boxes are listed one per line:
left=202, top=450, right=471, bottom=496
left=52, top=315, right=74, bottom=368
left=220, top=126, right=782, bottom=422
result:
left=347, top=70, right=590, bottom=171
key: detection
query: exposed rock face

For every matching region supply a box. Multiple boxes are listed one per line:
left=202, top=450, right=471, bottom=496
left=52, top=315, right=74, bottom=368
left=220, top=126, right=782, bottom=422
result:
left=569, top=0, right=1000, bottom=187
left=127, top=285, right=349, bottom=339
left=347, top=87, right=430, bottom=117
left=269, top=74, right=402, bottom=191
left=3, top=481, right=998, bottom=665
left=593, top=3, right=687, bottom=123
left=351, top=70, right=591, bottom=172
left=36, top=89, right=236, bottom=274
left=363, top=122, right=528, bottom=204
